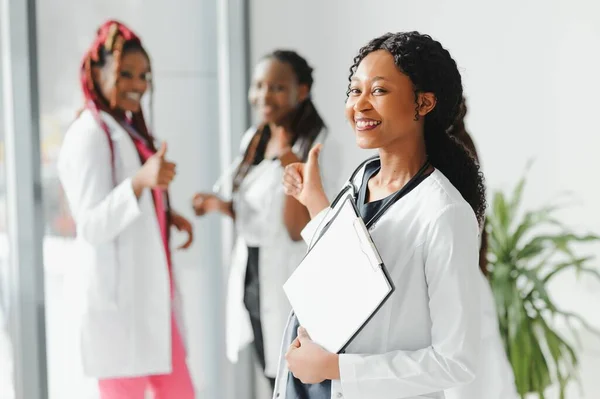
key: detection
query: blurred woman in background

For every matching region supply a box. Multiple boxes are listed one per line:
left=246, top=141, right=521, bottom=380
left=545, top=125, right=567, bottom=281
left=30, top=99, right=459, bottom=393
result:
left=58, top=20, right=195, bottom=399
left=192, top=50, right=329, bottom=390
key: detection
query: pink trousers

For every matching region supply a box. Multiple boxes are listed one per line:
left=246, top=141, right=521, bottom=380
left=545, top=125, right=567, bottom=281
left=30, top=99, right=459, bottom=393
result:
left=97, top=314, right=194, bottom=399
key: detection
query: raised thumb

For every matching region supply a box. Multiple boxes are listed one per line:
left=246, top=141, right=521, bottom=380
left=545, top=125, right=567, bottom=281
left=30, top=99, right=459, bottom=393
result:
left=156, top=142, right=168, bottom=158
left=307, top=144, right=322, bottom=166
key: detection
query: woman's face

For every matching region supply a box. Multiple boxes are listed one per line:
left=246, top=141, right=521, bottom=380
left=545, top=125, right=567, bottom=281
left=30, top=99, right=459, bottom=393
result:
left=248, top=58, right=308, bottom=125
left=94, top=49, right=151, bottom=113
left=345, top=50, right=436, bottom=150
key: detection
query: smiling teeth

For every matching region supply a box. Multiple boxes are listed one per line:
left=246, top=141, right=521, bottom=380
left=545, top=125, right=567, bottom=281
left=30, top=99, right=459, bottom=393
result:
left=356, top=120, right=381, bottom=128
left=126, top=93, right=141, bottom=101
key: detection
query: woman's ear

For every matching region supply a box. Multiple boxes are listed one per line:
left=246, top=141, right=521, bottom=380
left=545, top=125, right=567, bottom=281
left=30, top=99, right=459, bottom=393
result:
left=417, top=92, right=437, bottom=117
left=297, top=84, right=309, bottom=103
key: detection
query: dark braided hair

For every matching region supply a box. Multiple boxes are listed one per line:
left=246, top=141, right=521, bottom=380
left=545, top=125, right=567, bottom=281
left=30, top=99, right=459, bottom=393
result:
left=347, top=32, right=486, bottom=225
left=447, top=97, right=476, bottom=158
left=233, top=49, right=326, bottom=192
left=448, top=97, right=489, bottom=275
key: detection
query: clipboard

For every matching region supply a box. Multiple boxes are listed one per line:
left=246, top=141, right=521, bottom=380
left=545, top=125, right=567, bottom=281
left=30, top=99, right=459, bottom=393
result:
left=283, top=194, right=395, bottom=354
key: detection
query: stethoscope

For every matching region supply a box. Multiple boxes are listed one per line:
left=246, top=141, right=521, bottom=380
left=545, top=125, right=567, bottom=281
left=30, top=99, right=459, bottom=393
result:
left=330, top=155, right=379, bottom=209
left=309, top=156, right=431, bottom=249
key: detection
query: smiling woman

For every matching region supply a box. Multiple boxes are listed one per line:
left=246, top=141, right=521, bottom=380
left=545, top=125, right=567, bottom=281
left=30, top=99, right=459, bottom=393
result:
left=57, top=20, right=195, bottom=399
left=192, top=49, right=331, bottom=394
left=277, top=32, right=491, bottom=399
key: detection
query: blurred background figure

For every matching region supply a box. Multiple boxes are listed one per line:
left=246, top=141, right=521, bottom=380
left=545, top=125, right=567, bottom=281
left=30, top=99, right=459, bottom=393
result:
left=192, top=49, right=329, bottom=392
left=58, top=20, right=195, bottom=399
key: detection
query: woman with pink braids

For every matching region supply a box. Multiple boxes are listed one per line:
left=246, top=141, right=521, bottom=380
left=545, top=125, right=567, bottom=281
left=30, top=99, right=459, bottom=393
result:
left=57, top=20, right=195, bottom=398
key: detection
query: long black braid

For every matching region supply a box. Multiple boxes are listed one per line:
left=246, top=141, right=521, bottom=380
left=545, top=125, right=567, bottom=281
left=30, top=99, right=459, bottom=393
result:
left=347, top=32, right=487, bottom=225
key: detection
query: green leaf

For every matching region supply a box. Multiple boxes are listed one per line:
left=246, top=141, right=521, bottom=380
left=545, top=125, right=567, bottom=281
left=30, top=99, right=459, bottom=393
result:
left=542, top=257, right=599, bottom=284
left=556, top=310, right=600, bottom=337
left=516, top=240, right=546, bottom=261
left=521, top=268, right=555, bottom=307
left=493, top=191, right=511, bottom=231
left=508, top=174, right=527, bottom=221
left=510, top=205, right=562, bottom=248
left=517, top=232, right=600, bottom=261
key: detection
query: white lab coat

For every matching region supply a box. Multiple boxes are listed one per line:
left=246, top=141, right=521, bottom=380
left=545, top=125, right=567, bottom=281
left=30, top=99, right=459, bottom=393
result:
left=57, top=110, right=173, bottom=379
left=273, top=160, right=482, bottom=399
left=216, top=127, right=330, bottom=378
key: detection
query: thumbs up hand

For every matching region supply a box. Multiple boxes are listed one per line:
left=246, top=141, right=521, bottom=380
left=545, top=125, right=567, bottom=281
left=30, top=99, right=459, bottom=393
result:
left=282, top=144, right=329, bottom=217
left=133, top=142, right=177, bottom=191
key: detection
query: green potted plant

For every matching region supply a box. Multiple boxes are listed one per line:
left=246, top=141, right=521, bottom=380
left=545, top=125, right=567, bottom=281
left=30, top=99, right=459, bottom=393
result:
left=486, top=168, right=600, bottom=398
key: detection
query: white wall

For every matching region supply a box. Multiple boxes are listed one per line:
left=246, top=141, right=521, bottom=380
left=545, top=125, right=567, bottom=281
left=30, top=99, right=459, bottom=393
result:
left=249, top=0, right=600, bottom=397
